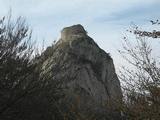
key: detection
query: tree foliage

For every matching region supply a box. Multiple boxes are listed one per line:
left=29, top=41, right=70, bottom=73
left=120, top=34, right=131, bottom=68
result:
left=0, top=14, right=57, bottom=120
left=119, top=21, right=160, bottom=119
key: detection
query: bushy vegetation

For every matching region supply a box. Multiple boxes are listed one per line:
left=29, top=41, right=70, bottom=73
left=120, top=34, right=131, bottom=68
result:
left=0, top=14, right=63, bottom=120
left=119, top=21, right=160, bottom=120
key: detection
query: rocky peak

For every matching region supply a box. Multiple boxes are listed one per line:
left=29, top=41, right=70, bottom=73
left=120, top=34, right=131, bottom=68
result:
left=41, top=24, right=122, bottom=119
left=61, top=24, right=87, bottom=41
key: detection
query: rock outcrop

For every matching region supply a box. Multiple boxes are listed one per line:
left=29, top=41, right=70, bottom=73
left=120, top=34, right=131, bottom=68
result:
left=40, top=24, right=122, bottom=119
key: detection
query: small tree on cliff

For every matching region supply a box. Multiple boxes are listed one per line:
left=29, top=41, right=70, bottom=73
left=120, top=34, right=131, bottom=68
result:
left=119, top=20, right=160, bottom=119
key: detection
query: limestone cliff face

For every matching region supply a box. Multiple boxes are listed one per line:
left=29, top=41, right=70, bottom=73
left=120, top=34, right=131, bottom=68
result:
left=41, top=24, right=122, bottom=117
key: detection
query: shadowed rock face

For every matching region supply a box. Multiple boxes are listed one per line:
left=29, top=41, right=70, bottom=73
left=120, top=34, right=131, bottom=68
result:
left=41, top=24, right=122, bottom=119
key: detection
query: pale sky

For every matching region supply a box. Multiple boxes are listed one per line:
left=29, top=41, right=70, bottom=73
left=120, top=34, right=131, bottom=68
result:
left=0, top=0, right=160, bottom=69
